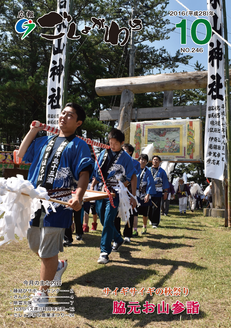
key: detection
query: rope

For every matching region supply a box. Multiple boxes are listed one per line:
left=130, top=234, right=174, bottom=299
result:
left=90, top=142, right=116, bottom=208
left=31, top=121, right=110, bottom=149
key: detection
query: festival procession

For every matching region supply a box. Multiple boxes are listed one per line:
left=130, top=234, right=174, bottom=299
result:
left=0, top=0, right=231, bottom=326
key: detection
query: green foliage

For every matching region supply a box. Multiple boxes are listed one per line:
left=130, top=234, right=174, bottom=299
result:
left=173, top=162, right=206, bottom=187
left=173, top=61, right=207, bottom=107
left=82, top=116, right=110, bottom=139
left=0, top=0, right=193, bottom=147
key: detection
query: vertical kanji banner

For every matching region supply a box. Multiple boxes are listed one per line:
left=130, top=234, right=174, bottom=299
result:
left=46, top=0, right=70, bottom=129
left=204, top=0, right=226, bottom=180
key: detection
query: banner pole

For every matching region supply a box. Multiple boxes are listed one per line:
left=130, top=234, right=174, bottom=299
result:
left=222, top=0, right=231, bottom=227
left=63, top=0, right=73, bottom=107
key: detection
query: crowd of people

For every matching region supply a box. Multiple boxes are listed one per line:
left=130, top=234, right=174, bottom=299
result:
left=18, top=102, right=212, bottom=315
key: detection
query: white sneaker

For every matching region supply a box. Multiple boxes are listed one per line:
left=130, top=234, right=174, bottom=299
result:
left=24, top=290, right=48, bottom=316
left=152, top=225, right=157, bottom=229
left=50, top=260, right=68, bottom=287
left=149, top=220, right=152, bottom=225
left=97, top=252, right=109, bottom=264
left=112, top=240, right=123, bottom=252
left=124, top=237, right=131, bottom=243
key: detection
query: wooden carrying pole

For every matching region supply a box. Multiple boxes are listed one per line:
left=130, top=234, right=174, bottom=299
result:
left=16, top=190, right=116, bottom=206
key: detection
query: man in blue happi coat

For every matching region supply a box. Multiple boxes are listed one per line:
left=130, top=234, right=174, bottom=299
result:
left=18, top=103, right=94, bottom=314
left=148, top=155, right=169, bottom=228
left=92, top=129, right=137, bottom=264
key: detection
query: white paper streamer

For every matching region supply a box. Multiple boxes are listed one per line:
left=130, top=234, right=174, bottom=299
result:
left=204, top=184, right=212, bottom=197
left=142, top=143, right=154, bottom=160
left=174, top=177, right=180, bottom=194
left=161, top=161, right=175, bottom=179
left=0, top=175, right=55, bottom=246
left=183, top=172, right=187, bottom=184
left=113, top=174, right=139, bottom=225
left=190, top=183, right=203, bottom=198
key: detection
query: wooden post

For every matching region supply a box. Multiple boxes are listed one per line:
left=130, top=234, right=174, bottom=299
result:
left=222, top=0, right=231, bottom=227
left=117, top=89, right=134, bottom=143
left=100, top=104, right=207, bottom=121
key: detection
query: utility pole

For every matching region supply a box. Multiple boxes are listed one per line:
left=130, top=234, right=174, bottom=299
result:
left=222, top=0, right=231, bottom=227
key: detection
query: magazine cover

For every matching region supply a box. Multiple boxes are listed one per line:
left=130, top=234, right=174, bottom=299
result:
left=0, top=0, right=230, bottom=327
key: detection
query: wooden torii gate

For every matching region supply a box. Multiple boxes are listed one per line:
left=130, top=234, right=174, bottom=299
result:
left=95, top=69, right=231, bottom=140
left=95, top=69, right=231, bottom=224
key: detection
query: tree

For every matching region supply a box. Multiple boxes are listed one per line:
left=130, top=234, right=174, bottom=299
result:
left=0, top=0, right=51, bottom=147
left=172, top=162, right=206, bottom=187
left=172, top=61, right=207, bottom=107
left=0, top=0, right=193, bottom=147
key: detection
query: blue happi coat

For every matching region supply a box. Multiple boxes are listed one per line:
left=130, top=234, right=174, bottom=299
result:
left=132, top=158, right=141, bottom=175
left=136, top=167, right=156, bottom=206
left=23, top=135, right=94, bottom=228
left=148, top=166, right=169, bottom=198
left=94, top=149, right=136, bottom=193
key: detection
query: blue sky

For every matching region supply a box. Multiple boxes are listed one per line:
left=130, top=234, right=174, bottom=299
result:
left=152, top=0, right=231, bottom=73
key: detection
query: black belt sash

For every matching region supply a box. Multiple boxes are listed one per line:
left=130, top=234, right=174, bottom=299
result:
left=36, top=135, right=75, bottom=189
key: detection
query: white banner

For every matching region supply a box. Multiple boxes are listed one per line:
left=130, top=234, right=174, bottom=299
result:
left=204, top=0, right=226, bottom=180
left=46, top=0, right=70, bottom=129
